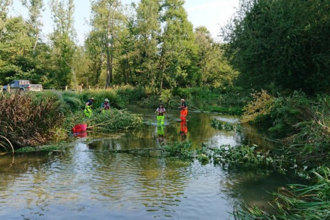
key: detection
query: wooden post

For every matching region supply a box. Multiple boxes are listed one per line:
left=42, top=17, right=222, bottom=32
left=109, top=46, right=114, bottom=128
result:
left=65, top=86, right=68, bottom=91
left=8, top=84, right=10, bottom=92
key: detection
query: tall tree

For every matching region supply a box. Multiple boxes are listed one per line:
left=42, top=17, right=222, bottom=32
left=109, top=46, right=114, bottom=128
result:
left=223, top=0, right=330, bottom=95
left=194, top=26, right=238, bottom=88
left=20, top=0, right=44, bottom=53
left=159, top=0, right=198, bottom=90
left=49, top=0, right=77, bottom=89
left=0, top=16, right=33, bottom=84
left=89, top=0, right=126, bottom=88
left=0, top=0, right=12, bottom=20
left=130, top=0, right=161, bottom=93
left=84, top=32, right=103, bottom=86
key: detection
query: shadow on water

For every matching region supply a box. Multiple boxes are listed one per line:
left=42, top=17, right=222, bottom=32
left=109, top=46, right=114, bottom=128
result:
left=0, top=105, right=300, bottom=220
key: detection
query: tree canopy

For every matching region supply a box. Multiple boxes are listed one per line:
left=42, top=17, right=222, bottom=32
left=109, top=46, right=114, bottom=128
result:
left=223, top=0, right=330, bottom=95
left=0, top=0, right=243, bottom=92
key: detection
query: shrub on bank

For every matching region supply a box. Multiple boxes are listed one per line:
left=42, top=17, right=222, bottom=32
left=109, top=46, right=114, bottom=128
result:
left=0, top=93, right=64, bottom=149
left=242, top=91, right=330, bottom=168
left=137, top=86, right=249, bottom=113
left=174, top=87, right=249, bottom=111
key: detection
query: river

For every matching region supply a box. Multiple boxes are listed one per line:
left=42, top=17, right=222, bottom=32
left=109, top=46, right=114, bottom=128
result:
left=0, top=106, right=296, bottom=220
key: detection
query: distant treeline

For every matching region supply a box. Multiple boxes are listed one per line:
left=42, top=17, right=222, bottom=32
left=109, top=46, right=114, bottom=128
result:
left=0, top=0, right=237, bottom=94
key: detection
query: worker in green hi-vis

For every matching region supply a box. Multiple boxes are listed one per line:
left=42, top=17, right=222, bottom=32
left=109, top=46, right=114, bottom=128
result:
left=155, top=103, right=167, bottom=125
left=84, top=97, right=94, bottom=117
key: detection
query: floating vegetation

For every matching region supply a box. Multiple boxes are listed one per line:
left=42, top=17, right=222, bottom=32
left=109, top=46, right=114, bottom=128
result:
left=162, top=141, right=195, bottom=159
left=209, top=144, right=289, bottom=174
left=15, top=145, right=65, bottom=153
left=89, top=109, right=143, bottom=131
left=211, top=118, right=242, bottom=132
left=208, top=106, right=243, bottom=115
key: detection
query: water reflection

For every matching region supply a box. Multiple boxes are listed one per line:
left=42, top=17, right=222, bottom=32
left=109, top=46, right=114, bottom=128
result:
left=242, top=124, right=280, bottom=150
left=180, top=121, right=188, bottom=141
left=157, top=125, right=165, bottom=145
left=73, top=131, right=87, bottom=138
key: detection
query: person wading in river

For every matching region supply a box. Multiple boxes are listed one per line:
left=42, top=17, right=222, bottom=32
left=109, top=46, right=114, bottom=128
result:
left=84, top=97, right=94, bottom=117
left=101, top=98, right=110, bottom=113
left=180, top=99, right=188, bottom=122
left=155, top=103, right=167, bottom=125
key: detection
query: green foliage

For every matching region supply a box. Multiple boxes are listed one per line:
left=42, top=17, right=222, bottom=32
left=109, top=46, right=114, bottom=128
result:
left=208, top=106, right=243, bottom=115
left=115, top=85, right=146, bottom=104
left=223, top=0, right=330, bottom=95
left=16, top=144, right=64, bottom=153
left=210, top=119, right=242, bottom=131
left=49, top=0, right=76, bottom=89
left=78, top=89, right=122, bottom=109
left=0, top=16, right=33, bottom=84
left=1, top=1, right=238, bottom=91
left=137, top=86, right=249, bottom=112
left=197, top=154, right=209, bottom=164
left=157, top=0, right=199, bottom=90
left=89, top=0, right=127, bottom=87
left=87, top=109, right=143, bottom=131
left=211, top=145, right=288, bottom=173
left=163, top=141, right=194, bottom=159
left=194, top=26, right=238, bottom=88
left=173, top=86, right=249, bottom=112
left=242, top=90, right=330, bottom=167
left=138, top=95, right=161, bottom=108
left=128, top=0, right=161, bottom=92
left=160, top=89, right=172, bottom=106
left=62, top=92, right=83, bottom=112
left=242, top=90, right=275, bottom=124
left=268, top=91, right=310, bottom=137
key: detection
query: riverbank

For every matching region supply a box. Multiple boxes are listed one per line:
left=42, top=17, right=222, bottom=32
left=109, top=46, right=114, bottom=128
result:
left=233, top=90, right=330, bottom=219
left=0, top=87, right=144, bottom=152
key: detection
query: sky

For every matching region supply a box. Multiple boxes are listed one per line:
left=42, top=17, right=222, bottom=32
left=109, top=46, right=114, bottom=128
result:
left=10, top=0, right=240, bottom=45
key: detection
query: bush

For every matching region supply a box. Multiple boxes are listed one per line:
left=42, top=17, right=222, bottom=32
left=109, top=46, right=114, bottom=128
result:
left=0, top=93, right=64, bottom=148
left=241, top=90, right=275, bottom=124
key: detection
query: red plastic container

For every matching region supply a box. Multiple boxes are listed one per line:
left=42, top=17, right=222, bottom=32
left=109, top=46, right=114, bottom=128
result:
left=72, top=124, right=87, bottom=133
left=79, top=124, right=87, bottom=131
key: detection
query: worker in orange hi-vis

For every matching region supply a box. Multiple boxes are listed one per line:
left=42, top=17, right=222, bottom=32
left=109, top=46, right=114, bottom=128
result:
left=179, top=99, right=188, bottom=122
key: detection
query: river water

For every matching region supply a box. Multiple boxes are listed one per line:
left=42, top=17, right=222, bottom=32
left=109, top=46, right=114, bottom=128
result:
left=0, top=106, right=295, bottom=220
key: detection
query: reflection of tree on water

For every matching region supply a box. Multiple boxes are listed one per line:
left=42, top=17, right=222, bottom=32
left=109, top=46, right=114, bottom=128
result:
left=85, top=151, right=190, bottom=218
left=241, top=124, right=280, bottom=150
left=134, top=157, right=190, bottom=216
left=180, top=121, right=188, bottom=141
left=218, top=169, right=296, bottom=212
